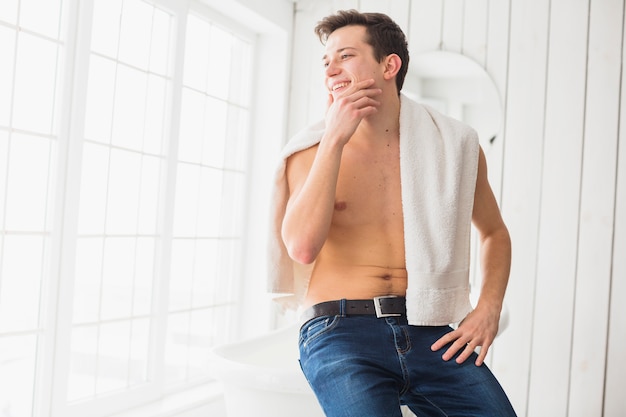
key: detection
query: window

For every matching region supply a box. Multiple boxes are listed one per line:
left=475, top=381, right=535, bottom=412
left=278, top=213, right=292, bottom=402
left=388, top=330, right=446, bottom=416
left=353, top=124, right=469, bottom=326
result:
left=0, top=0, right=257, bottom=416
left=0, top=0, right=65, bottom=415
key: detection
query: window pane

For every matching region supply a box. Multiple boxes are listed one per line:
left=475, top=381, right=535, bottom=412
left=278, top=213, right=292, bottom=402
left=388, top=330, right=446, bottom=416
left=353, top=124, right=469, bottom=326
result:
left=133, top=238, right=155, bottom=316
left=229, top=37, right=252, bottom=105
left=118, top=0, right=153, bottom=70
left=172, top=163, right=200, bottom=236
left=220, top=171, right=245, bottom=237
left=90, top=0, right=123, bottom=58
left=12, top=32, right=59, bottom=134
left=149, top=9, right=171, bottom=75
left=112, top=65, right=147, bottom=151
left=0, top=0, right=18, bottom=24
left=191, top=239, right=218, bottom=308
left=68, top=325, right=98, bottom=402
left=182, top=15, right=210, bottom=91
left=4, top=133, right=53, bottom=232
left=128, top=318, right=150, bottom=386
left=101, top=237, right=135, bottom=320
left=96, top=321, right=131, bottom=394
left=224, top=106, right=250, bottom=171
left=77, top=143, right=109, bottom=235
left=178, top=89, right=205, bottom=164
left=137, top=155, right=162, bottom=235
left=206, top=25, right=231, bottom=100
left=217, top=240, right=241, bottom=302
left=196, top=167, right=222, bottom=237
left=73, top=238, right=104, bottom=324
left=169, top=239, right=194, bottom=311
left=0, top=26, right=15, bottom=127
left=105, top=149, right=141, bottom=234
left=143, top=74, right=168, bottom=155
left=202, top=97, right=227, bottom=168
left=188, top=309, right=211, bottom=378
left=0, top=235, right=44, bottom=332
left=0, top=131, right=8, bottom=224
left=84, top=55, right=116, bottom=144
left=164, top=311, right=189, bottom=383
left=19, top=0, right=61, bottom=39
left=0, top=334, right=37, bottom=416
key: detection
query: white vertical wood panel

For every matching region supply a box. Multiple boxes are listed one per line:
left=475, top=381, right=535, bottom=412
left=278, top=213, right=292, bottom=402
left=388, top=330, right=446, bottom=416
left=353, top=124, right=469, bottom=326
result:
left=461, top=0, right=488, bottom=65
left=569, top=0, right=623, bottom=415
left=494, top=1, right=550, bottom=415
left=604, top=6, right=626, bottom=411
left=470, top=1, right=509, bottom=372
left=332, top=0, right=359, bottom=12
left=441, top=0, right=464, bottom=52
left=357, top=0, right=411, bottom=35
left=288, top=2, right=331, bottom=137
left=408, top=0, right=444, bottom=53
left=288, top=4, right=315, bottom=137
left=462, top=0, right=501, bottom=200
left=526, top=0, right=589, bottom=415
left=482, top=0, right=511, bottom=205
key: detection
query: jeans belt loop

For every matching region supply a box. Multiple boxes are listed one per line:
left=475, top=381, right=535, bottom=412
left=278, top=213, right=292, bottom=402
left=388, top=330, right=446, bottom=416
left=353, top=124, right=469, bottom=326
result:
left=339, top=299, right=346, bottom=317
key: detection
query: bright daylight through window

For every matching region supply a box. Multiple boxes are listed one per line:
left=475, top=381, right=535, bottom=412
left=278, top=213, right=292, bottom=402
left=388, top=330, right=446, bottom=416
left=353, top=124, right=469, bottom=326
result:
left=0, top=0, right=253, bottom=416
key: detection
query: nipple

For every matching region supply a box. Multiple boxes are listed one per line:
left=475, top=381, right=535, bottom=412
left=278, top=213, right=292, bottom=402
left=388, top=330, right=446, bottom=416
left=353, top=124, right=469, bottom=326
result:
left=334, top=201, right=347, bottom=211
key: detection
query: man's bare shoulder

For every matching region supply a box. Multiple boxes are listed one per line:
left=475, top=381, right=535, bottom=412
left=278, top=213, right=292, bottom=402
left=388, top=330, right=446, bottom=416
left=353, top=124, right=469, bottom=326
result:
left=285, top=144, right=319, bottom=192
left=286, top=144, right=318, bottom=174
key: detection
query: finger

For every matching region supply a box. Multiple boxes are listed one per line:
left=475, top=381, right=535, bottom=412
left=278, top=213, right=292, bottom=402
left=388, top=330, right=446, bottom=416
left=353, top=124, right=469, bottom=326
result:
left=326, top=93, right=333, bottom=111
left=336, top=86, right=382, bottom=105
left=351, top=77, right=375, bottom=90
left=455, top=343, right=477, bottom=364
left=352, top=95, right=381, bottom=110
left=338, top=78, right=376, bottom=97
left=431, top=330, right=458, bottom=351
left=475, top=345, right=488, bottom=366
left=442, top=339, right=468, bottom=361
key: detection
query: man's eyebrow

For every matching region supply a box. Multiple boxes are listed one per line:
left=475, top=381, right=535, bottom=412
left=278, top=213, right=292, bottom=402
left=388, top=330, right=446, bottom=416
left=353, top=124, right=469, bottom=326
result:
left=322, top=46, right=357, bottom=61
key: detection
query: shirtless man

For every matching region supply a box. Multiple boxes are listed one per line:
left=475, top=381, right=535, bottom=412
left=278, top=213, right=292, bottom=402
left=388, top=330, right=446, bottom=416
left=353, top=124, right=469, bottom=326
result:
left=280, top=10, right=516, bottom=417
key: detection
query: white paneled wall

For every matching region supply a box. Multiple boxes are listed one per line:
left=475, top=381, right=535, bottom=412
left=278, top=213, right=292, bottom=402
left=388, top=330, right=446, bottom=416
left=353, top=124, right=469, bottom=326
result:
left=287, top=1, right=626, bottom=416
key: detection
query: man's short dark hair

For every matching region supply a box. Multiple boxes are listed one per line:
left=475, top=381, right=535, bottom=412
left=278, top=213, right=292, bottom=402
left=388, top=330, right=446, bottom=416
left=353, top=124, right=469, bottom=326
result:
left=314, top=9, right=410, bottom=94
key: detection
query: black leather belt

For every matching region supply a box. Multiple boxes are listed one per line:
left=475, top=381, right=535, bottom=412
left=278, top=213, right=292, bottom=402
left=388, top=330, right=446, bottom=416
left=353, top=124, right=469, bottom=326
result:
left=301, top=296, right=406, bottom=325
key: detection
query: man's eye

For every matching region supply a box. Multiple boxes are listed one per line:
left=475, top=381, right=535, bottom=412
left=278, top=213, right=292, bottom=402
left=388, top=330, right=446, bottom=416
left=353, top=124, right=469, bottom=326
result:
left=341, top=54, right=352, bottom=59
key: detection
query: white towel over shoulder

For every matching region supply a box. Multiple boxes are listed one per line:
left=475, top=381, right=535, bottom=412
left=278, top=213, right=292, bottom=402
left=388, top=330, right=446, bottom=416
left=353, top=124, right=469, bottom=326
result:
left=268, top=94, right=480, bottom=326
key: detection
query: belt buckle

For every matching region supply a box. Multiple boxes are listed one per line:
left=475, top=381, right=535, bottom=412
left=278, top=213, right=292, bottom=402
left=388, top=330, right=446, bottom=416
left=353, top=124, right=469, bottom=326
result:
left=373, top=295, right=402, bottom=318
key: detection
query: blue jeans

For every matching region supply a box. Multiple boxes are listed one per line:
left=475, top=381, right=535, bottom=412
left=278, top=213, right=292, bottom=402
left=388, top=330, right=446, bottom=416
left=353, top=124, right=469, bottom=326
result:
left=299, top=311, right=517, bottom=417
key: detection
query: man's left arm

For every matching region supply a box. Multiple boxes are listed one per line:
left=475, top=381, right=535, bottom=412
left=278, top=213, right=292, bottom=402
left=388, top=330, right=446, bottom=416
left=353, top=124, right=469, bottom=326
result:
left=431, top=146, right=512, bottom=366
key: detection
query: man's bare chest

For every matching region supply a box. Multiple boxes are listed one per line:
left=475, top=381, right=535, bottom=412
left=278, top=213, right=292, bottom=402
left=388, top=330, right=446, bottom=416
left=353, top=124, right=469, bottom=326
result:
left=333, top=148, right=403, bottom=225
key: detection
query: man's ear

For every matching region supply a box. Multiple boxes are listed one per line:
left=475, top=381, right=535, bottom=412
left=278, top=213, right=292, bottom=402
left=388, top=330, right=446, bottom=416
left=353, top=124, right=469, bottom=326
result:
left=383, top=54, right=402, bottom=80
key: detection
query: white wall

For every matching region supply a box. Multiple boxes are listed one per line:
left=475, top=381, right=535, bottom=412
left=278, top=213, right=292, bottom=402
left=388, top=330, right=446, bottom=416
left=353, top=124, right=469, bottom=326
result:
left=288, top=1, right=626, bottom=416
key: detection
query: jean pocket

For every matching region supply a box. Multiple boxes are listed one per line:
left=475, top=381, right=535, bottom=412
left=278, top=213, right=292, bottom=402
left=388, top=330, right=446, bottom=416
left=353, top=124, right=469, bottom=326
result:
left=299, top=315, right=340, bottom=348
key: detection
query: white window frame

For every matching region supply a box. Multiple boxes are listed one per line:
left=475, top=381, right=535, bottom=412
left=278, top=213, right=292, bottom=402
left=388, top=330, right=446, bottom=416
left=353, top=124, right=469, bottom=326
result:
left=13, top=1, right=290, bottom=416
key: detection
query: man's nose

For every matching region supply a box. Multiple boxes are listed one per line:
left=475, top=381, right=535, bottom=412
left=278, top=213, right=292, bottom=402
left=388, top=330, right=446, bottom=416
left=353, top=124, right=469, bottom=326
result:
left=325, top=60, right=340, bottom=77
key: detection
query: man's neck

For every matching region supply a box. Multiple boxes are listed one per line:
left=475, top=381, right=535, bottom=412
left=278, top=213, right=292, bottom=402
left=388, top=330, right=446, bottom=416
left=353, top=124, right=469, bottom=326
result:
left=353, top=92, right=401, bottom=143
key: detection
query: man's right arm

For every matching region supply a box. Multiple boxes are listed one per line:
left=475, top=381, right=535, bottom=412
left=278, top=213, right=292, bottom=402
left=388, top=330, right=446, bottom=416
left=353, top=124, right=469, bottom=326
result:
left=281, top=137, right=344, bottom=265
left=281, top=78, right=381, bottom=264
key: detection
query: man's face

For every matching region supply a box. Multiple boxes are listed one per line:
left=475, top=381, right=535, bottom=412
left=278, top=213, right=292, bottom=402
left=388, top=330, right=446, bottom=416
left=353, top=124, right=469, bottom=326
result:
left=322, top=25, right=382, bottom=99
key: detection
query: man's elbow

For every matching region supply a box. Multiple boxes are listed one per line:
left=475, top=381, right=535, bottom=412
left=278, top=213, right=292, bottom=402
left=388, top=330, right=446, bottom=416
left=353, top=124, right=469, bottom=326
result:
left=285, top=240, right=319, bottom=265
